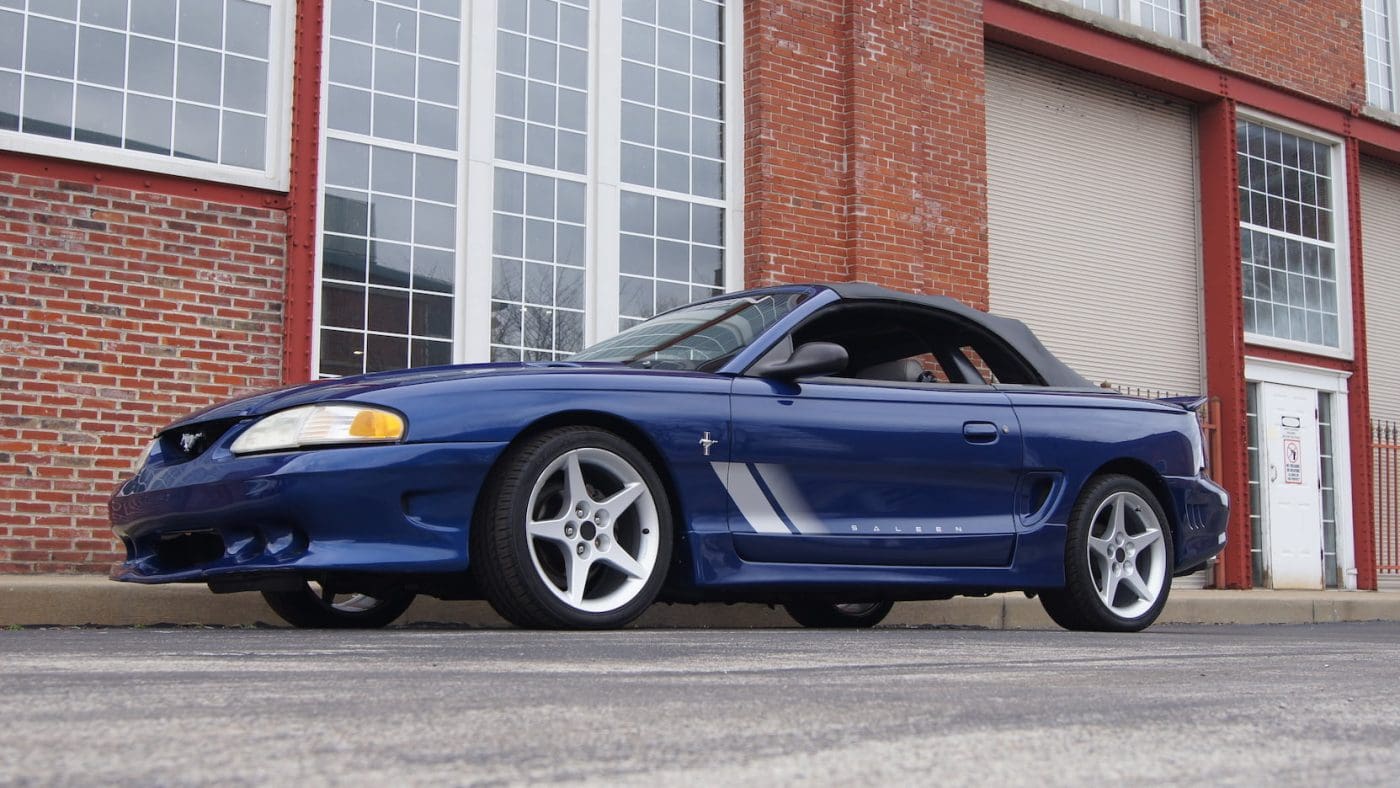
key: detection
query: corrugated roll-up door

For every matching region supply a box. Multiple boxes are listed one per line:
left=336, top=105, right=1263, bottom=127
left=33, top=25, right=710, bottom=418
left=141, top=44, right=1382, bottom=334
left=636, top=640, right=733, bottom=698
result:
left=986, top=47, right=1204, bottom=396
left=1361, top=159, right=1400, bottom=425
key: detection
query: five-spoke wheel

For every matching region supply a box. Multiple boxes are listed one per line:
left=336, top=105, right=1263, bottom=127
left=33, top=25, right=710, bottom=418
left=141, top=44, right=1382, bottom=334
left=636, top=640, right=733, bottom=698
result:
left=1040, top=474, right=1174, bottom=632
left=473, top=427, right=672, bottom=629
left=261, top=581, right=416, bottom=629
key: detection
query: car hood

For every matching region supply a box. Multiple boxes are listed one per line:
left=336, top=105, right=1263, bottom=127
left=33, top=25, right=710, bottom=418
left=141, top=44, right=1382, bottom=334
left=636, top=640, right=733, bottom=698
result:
left=163, top=362, right=623, bottom=431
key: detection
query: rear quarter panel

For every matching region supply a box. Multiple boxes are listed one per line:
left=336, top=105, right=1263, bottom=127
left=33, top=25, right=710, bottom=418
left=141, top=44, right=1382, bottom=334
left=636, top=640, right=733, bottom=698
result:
left=1003, top=387, right=1199, bottom=555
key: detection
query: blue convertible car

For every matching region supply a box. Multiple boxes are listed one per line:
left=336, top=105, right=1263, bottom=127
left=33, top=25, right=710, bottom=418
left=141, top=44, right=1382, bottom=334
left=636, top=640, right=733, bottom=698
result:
left=110, top=283, right=1228, bottom=631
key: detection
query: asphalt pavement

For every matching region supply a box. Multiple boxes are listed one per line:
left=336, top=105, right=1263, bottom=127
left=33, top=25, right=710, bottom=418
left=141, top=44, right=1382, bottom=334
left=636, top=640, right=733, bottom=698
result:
left=3, top=623, right=1398, bottom=785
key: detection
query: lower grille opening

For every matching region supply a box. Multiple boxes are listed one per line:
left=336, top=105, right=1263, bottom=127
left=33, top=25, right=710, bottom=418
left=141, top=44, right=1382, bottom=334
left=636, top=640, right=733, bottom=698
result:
left=153, top=531, right=226, bottom=570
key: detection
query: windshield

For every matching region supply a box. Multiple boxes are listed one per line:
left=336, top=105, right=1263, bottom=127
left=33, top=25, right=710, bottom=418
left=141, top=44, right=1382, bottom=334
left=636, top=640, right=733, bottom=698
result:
left=571, top=291, right=809, bottom=370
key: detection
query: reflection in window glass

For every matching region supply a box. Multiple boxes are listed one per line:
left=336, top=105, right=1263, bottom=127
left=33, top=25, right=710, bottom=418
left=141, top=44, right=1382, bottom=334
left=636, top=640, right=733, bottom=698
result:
left=317, top=0, right=461, bottom=377
left=1236, top=119, right=1341, bottom=349
left=0, top=0, right=277, bottom=169
left=491, top=0, right=590, bottom=361
left=1365, top=0, right=1396, bottom=111
left=618, top=0, right=727, bottom=330
left=1059, top=0, right=1190, bottom=41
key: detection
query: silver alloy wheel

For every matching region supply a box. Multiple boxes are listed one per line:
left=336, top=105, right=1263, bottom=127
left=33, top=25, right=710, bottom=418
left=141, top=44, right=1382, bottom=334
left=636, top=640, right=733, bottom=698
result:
left=1086, top=490, right=1167, bottom=619
left=306, top=581, right=382, bottom=614
left=523, top=447, right=660, bottom=613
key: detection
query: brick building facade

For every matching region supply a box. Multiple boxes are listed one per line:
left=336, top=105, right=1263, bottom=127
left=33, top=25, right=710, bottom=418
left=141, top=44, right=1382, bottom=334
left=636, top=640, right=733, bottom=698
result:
left=3, top=0, right=1399, bottom=590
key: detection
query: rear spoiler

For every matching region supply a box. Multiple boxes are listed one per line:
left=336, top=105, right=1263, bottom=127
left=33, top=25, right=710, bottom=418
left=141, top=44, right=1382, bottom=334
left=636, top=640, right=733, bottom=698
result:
left=1156, top=395, right=1208, bottom=412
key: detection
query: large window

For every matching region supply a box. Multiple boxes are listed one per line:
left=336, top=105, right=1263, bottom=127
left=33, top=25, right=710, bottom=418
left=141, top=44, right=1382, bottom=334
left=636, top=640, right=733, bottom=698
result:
left=1057, top=0, right=1196, bottom=42
left=1366, top=0, right=1398, bottom=111
left=317, top=0, right=462, bottom=377
left=314, top=0, right=740, bottom=376
left=1237, top=117, right=1348, bottom=354
left=0, top=0, right=292, bottom=188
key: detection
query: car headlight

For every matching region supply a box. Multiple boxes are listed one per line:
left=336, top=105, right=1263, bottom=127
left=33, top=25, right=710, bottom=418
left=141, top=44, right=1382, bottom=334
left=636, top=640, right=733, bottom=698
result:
left=229, top=404, right=405, bottom=455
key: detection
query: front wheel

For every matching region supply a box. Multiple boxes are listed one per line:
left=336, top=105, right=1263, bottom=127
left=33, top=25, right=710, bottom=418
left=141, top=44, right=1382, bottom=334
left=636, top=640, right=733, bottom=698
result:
left=1040, top=475, right=1174, bottom=632
left=261, top=581, right=416, bottom=629
left=783, top=601, right=894, bottom=628
left=472, top=427, right=673, bottom=629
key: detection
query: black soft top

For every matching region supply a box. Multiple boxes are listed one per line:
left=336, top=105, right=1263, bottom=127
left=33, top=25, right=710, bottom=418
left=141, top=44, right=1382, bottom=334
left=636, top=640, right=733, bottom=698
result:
left=821, top=283, right=1095, bottom=389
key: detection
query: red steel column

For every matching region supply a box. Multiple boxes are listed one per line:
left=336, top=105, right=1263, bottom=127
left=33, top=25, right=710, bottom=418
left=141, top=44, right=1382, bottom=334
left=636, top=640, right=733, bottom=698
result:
left=1198, top=96, right=1252, bottom=588
left=281, top=0, right=325, bottom=384
left=1345, top=140, right=1378, bottom=590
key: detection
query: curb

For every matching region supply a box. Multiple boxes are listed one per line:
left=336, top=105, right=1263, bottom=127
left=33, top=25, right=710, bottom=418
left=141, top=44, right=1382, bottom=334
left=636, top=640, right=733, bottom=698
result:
left=3, top=576, right=1399, bottom=628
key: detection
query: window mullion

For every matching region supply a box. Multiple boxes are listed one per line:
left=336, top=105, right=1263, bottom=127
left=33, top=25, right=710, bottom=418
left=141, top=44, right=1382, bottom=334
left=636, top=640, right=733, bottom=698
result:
left=1390, top=0, right=1400, bottom=111
left=593, top=3, right=623, bottom=346
left=460, top=1, right=498, bottom=363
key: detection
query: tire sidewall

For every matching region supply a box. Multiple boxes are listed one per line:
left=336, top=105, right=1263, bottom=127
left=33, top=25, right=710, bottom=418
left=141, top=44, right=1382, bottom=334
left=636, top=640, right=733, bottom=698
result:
left=498, top=428, right=673, bottom=628
left=1063, top=475, right=1175, bottom=632
left=261, top=584, right=415, bottom=629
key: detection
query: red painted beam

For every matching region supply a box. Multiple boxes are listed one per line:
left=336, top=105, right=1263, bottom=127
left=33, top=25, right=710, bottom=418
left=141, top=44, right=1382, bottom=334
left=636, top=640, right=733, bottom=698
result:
left=1345, top=142, right=1379, bottom=590
left=984, top=0, right=1220, bottom=101
left=1197, top=99, right=1252, bottom=588
left=984, top=0, right=1400, bottom=147
left=281, top=0, right=325, bottom=385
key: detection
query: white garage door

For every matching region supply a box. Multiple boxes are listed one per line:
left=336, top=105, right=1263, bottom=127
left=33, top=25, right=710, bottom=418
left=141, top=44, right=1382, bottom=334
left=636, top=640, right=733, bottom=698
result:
left=1361, top=158, right=1400, bottom=425
left=986, top=47, right=1203, bottom=396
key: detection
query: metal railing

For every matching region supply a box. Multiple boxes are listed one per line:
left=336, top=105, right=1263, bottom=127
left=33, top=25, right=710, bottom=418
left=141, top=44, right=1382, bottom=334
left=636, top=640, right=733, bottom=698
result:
left=1374, top=420, right=1400, bottom=575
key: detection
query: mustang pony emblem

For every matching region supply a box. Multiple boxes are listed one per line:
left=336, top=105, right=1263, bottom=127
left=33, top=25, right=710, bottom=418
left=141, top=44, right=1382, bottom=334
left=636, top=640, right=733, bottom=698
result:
left=179, top=432, right=203, bottom=453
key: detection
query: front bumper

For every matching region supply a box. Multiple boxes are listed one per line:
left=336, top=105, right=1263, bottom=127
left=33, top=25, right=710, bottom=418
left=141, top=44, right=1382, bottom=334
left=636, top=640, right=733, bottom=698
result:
left=109, top=441, right=508, bottom=583
left=1163, top=473, right=1231, bottom=574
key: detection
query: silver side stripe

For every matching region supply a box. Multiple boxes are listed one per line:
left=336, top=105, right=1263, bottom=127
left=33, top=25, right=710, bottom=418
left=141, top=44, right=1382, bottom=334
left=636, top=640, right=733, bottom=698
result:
left=754, top=463, right=828, bottom=534
left=710, top=462, right=792, bottom=534
left=712, top=461, right=828, bottom=535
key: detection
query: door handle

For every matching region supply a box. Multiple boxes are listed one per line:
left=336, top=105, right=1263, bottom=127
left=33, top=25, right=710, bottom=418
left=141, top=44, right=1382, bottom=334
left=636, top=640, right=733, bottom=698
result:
left=963, top=421, right=1000, bottom=444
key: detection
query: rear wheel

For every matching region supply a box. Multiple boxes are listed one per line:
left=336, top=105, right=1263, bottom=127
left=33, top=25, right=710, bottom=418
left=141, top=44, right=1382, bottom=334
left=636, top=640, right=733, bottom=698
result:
left=472, top=427, right=673, bottom=629
left=261, top=581, right=415, bottom=629
left=783, top=600, right=894, bottom=628
left=1040, top=475, right=1174, bottom=632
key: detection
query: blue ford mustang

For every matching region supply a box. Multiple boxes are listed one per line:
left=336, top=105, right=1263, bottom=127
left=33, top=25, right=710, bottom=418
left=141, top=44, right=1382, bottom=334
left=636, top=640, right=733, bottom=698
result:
left=110, top=283, right=1228, bottom=631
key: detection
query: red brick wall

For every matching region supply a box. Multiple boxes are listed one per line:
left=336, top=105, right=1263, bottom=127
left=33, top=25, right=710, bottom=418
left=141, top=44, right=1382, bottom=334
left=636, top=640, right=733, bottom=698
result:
left=744, top=0, right=990, bottom=306
left=0, top=173, right=286, bottom=573
left=1201, top=0, right=1366, bottom=109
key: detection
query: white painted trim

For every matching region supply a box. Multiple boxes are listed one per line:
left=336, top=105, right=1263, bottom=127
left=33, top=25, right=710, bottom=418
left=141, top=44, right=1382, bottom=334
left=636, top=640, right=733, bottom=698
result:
left=1236, top=108, right=1355, bottom=360
left=592, top=4, right=622, bottom=343
left=0, top=0, right=293, bottom=191
left=724, top=0, right=745, bottom=294
left=1244, top=357, right=1351, bottom=390
left=461, top=0, right=497, bottom=363
left=1245, top=357, right=1356, bottom=589
left=307, top=1, right=334, bottom=378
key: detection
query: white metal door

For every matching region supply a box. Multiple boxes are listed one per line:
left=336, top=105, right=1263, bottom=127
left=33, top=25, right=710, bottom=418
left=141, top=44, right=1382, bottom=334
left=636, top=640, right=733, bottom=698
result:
left=1258, top=382, right=1324, bottom=589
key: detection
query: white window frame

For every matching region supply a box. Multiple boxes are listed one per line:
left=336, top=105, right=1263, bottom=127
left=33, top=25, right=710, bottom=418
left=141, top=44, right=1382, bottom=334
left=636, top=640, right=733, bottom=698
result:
left=1244, top=357, right=1357, bottom=590
left=1056, top=0, right=1200, bottom=44
left=1365, top=0, right=1400, bottom=112
left=0, top=0, right=295, bottom=191
left=1237, top=108, right=1355, bottom=361
left=311, top=1, right=743, bottom=374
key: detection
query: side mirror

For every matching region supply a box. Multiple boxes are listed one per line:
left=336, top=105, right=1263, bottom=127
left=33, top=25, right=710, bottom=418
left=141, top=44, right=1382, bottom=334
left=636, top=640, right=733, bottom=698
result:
left=750, top=341, right=848, bottom=380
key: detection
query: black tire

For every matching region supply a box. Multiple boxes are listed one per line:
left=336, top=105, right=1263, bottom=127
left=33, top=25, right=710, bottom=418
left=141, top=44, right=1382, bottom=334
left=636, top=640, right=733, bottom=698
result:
left=1040, top=474, right=1175, bottom=633
left=261, top=582, right=415, bottom=629
left=471, top=427, right=673, bottom=629
left=783, top=600, right=894, bottom=628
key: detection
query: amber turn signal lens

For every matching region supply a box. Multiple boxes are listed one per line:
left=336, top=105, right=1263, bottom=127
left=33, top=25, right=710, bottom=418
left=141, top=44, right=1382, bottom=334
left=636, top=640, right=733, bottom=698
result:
left=348, top=409, right=404, bottom=440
